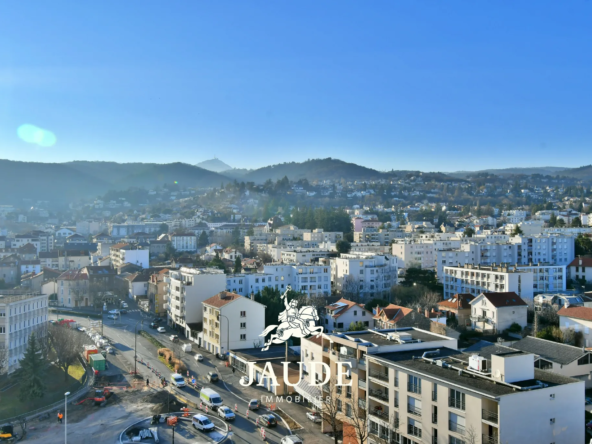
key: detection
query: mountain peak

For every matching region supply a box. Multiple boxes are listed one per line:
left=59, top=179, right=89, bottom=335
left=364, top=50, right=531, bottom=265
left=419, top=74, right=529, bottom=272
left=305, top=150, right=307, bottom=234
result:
left=195, top=158, right=232, bottom=173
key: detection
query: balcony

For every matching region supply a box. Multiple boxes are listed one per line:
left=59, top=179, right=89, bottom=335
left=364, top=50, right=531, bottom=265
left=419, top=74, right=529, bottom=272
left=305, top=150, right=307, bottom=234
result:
left=482, top=434, right=499, bottom=444
left=369, top=406, right=389, bottom=421
left=358, top=379, right=367, bottom=390
left=407, top=404, right=421, bottom=417
left=449, top=397, right=466, bottom=410
left=407, top=424, right=422, bottom=438
left=432, top=413, right=437, bottom=424
left=369, top=389, right=389, bottom=403
left=358, top=399, right=366, bottom=410
left=407, top=383, right=421, bottom=395
left=470, top=314, right=486, bottom=322
left=369, top=369, right=389, bottom=383
left=482, top=408, right=499, bottom=424
left=448, top=420, right=465, bottom=435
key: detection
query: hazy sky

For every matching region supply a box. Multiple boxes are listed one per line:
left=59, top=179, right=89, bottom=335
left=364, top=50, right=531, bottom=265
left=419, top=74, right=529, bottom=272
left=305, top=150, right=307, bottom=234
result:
left=1, top=1, right=591, bottom=172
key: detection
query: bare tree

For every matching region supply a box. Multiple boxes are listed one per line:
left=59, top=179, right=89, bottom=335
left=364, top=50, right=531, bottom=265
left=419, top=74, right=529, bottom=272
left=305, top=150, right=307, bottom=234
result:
left=48, top=325, right=84, bottom=381
left=0, top=345, right=7, bottom=376
left=416, top=291, right=442, bottom=312
left=319, top=378, right=343, bottom=444
left=343, top=390, right=369, bottom=444
left=342, top=274, right=360, bottom=302
left=466, top=425, right=479, bottom=444
left=366, top=411, right=400, bottom=444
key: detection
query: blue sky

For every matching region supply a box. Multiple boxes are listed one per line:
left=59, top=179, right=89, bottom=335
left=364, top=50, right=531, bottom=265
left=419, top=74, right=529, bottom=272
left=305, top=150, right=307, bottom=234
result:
left=1, top=1, right=591, bottom=172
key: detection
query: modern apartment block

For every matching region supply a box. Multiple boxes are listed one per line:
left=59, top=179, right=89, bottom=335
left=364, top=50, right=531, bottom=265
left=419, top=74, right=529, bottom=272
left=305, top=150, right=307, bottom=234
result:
left=443, top=264, right=534, bottom=301
left=509, top=234, right=575, bottom=266
left=331, top=253, right=398, bottom=299
left=298, top=327, right=583, bottom=444
left=225, top=263, right=332, bottom=298
left=165, top=267, right=226, bottom=338
left=110, top=243, right=150, bottom=269
left=302, top=229, right=343, bottom=243
left=0, top=290, right=49, bottom=374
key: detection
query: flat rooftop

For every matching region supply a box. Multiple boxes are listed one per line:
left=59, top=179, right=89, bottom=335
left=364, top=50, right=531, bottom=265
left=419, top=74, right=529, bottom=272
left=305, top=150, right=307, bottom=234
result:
left=329, top=328, right=453, bottom=348
left=370, top=347, right=579, bottom=398
left=230, top=346, right=300, bottom=362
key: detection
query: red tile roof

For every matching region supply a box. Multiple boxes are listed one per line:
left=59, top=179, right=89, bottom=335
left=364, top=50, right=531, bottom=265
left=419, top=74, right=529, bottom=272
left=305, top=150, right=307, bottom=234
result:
left=569, top=257, right=592, bottom=268
left=202, top=291, right=243, bottom=308
left=324, top=298, right=365, bottom=318
left=479, top=292, right=527, bottom=308
left=58, top=270, right=88, bottom=281
left=438, top=293, right=475, bottom=310
left=558, top=306, right=592, bottom=322
left=373, top=304, right=414, bottom=324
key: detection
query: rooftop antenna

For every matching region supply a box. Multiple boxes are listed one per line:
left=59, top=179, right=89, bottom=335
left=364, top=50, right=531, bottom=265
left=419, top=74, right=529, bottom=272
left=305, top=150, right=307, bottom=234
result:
left=496, top=337, right=504, bottom=353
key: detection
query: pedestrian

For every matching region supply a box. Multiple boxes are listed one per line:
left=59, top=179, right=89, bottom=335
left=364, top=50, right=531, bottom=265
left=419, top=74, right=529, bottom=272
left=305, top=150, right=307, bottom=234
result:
left=146, top=378, right=149, bottom=387
left=232, top=366, right=235, bottom=374
left=57, top=412, right=63, bottom=424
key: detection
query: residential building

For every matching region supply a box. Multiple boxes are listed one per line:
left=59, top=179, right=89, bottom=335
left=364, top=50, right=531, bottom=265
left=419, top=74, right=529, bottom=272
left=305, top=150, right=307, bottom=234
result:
left=110, top=243, right=150, bottom=269
left=171, top=233, right=197, bottom=252
left=443, top=264, right=534, bottom=301
left=82, top=266, right=117, bottom=308
left=331, top=253, right=398, bottom=299
left=324, top=298, right=371, bottom=332
left=436, top=293, right=475, bottom=327
left=20, top=260, right=41, bottom=276
left=280, top=248, right=332, bottom=264
left=38, top=250, right=91, bottom=271
left=202, top=291, right=266, bottom=354
left=0, top=255, right=19, bottom=284
left=122, top=272, right=150, bottom=299
left=303, top=229, right=343, bottom=243
left=569, top=257, right=592, bottom=284
left=110, top=222, right=162, bottom=237
left=0, top=290, right=49, bottom=374
left=147, top=270, right=169, bottom=315
left=165, top=267, right=226, bottom=339
left=57, top=269, right=89, bottom=307
left=222, top=248, right=242, bottom=261
left=557, top=306, right=592, bottom=348
left=11, top=234, right=41, bottom=253
left=509, top=234, right=575, bottom=266
left=469, top=292, right=528, bottom=332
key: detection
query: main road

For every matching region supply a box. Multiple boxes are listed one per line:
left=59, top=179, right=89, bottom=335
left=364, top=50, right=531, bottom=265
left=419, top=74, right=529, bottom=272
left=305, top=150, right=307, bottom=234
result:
left=56, top=302, right=294, bottom=444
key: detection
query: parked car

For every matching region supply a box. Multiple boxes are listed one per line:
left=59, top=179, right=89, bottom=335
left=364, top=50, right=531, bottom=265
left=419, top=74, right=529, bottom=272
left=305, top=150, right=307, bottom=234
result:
left=218, top=406, right=235, bottom=421
left=108, top=309, right=119, bottom=315
left=192, top=414, right=214, bottom=432
left=306, top=411, right=322, bottom=423
left=121, top=302, right=128, bottom=308
left=157, top=326, right=166, bottom=333
left=170, top=335, right=179, bottom=342
left=248, top=399, right=260, bottom=410
left=208, top=371, right=219, bottom=382
left=150, top=322, right=158, bottom=329
left=281, top=436, right=304, bottom=444
left=119, top=309, right=127, bottom=314
left=106, top=346, right=115, bottom=354
left=258, top=414, right=277, bottom=428
left=107, top=314, right=118, bottom=320
left=153, top=317, right=162, bottom=323
left=194, top=354, right=203, bottom=361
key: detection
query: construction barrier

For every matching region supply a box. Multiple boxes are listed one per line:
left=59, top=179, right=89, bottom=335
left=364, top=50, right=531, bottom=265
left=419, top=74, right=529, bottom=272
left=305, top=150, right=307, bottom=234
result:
left=261, top=427, right=266, bottom=440
left=246, top=410, right=249, bottom=419
left=234, top=404, right=237, bottom=412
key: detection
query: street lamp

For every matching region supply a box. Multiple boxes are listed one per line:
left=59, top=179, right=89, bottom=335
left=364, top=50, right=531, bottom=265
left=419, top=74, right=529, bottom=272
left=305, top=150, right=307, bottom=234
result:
left=134, top=319, right=143, bottom=375
left=64, top=391, right=70, bottom=444
left=219, top=314, right=230, bottom=361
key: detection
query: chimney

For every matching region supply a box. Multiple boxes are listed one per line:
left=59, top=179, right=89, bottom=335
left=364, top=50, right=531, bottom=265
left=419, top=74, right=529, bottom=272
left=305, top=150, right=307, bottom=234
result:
left=564, top=301, right=570, bottom=309
left=425, top=309, right=429, bottom=318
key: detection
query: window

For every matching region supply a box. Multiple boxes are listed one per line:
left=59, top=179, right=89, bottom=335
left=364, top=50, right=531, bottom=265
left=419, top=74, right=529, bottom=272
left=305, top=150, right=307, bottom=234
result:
left=407, top=418, right=421, bottom=438
left=578, top=355, right=592, bottom=366
left=408, top=375, right=421, bottom=394
left=407, top=396, right=422, bottom=416
left=240, top=334, right=246, bottom=341
left=449, top=389, right=465, bottom=410
left=449, top=437, right=465, bottom=444
left=345, top=403, right=352, bottom=417
left=337, top=399, right=342, bottom=412
left=354, top=310, right=357, bottom=316
left=0, top=327, right=4, bottom=333
left=240, top=311, right=246, bottom=317
left=240, top=322, right=246, bottom=329
left=535, top=358, right=553, bottom=370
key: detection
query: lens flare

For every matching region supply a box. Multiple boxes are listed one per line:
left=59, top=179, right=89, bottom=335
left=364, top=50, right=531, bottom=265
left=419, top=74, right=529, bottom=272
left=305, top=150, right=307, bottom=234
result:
left=17, top=124, right=57, bottom=147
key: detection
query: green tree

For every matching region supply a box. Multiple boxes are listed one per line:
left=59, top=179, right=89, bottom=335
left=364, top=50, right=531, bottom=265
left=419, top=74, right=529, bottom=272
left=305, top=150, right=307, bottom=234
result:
left=575, top=234, right=592, bottom=256
left=198, top=231, right=209, bottom=247
left=246, top=227, right=255, bottom=236
left=158, top=223, right=169, bottom=234
left=548, top=213, right=557, bottom=227
left=571, top=217, right=582, bottom=228
left=231, top=227, right=241, bottom=246
left=363, top=298, right=390, bottom=313
left=463, top=227, right=475, bottom=238
left=234, top=256, right=242, bottom=273
left=335, top=240, right=352, bottom=254
left=208, top=253, right=226, bottom=272
left=348, top=321, right=366, bottom=331
left=19, top=333, right=45, bottom=403
left=511, top=225, right=523, bottom=236
left=556, top=218, right=566, bottom=227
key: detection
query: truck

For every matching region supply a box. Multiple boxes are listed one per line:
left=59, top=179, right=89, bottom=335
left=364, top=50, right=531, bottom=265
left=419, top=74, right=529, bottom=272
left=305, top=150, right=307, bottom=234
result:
left=199, top=388, right=223, bottom=410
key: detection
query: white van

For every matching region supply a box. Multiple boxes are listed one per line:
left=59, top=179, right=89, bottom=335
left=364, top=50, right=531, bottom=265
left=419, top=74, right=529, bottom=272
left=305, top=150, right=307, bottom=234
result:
left=192, top=414, right=214, bottom=432
left=200, top=388, right=223, bottom=410
left=170, top=373, right=186, bottom=388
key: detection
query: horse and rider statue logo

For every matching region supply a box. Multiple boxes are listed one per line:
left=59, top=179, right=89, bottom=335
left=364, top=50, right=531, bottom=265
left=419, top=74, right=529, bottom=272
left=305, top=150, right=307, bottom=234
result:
left=260, top=286, right=324, bottom=351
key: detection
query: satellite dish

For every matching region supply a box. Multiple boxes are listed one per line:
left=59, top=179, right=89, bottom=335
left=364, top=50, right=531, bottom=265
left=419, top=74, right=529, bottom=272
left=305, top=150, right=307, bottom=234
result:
left=494, top=369, right=501, bottom=378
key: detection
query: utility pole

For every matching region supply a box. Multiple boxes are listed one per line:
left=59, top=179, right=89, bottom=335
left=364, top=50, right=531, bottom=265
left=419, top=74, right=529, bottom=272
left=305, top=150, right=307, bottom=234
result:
left=134, top=319, right=143, bottom=374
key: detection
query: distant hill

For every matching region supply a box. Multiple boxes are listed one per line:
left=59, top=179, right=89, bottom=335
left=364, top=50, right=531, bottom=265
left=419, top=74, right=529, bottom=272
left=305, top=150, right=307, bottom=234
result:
left=238, top=158, right=386, bottom=183
left=195, top=158, right=232, bottom=173
left=553, top=164, right=592, bottom=180
left=0, top=160, right=228, bottom=204
left=449, top=166, right=568, bottom=178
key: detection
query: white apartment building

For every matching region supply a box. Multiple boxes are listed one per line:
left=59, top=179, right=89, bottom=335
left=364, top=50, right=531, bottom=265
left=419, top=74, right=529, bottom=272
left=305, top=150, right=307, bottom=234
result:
left=171, top=233, right=197, bottom=252
left=165, top=267, right=226, bottom=338
left=297, top=327, right=583, bottom=444
left=569, top=257, right=592, bottom=283
left=280, top=249, right=332, bottom=264
left=202, top=291, right=266, bottom=354
left=11, top=235, right=40, bottom=253
left=354, top=228, right=405, bottom=246
left=331, top=253, right=398, bottom=298
left=519, top=264, right=566, bottom=293
left=392, top=237, right=462, bottom=270
left=469, top=292, right=528, bottom=332
left=302, top=228, right=343, bottom=243
left=110, top=222, right=162, bottom=237
left=502, top=209, right=528, bottom=223
left=510, top=234, right=575, bottom=266
left=443, top=264, right=534, bottom=301
left=225, top=263, right=332, bottom=298
left=557, top=306, right=592, bottom=348
left=0, top=290, right=49, bottom=374
left=57, top=269, right=89, bottom=307
left=38, top=250, right=91, bottom=271
left=110, top=243, right=150, bottom=269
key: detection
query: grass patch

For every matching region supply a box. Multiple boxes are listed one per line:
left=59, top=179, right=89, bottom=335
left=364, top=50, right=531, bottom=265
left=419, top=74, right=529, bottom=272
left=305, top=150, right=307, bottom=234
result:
left=158, top=356, right=175, bottom=371
left=0, top=363, right=86, bottom=421
left=140, top=330, right=165, bottom=349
